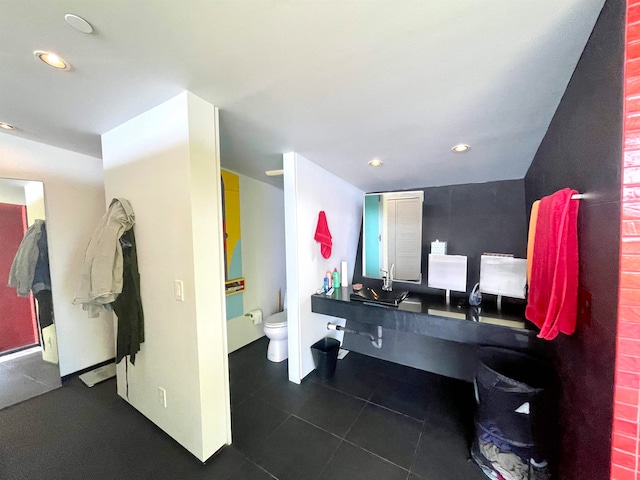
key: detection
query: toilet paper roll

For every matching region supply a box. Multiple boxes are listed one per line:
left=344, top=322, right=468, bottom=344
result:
left=245, top=309, right=263, bottom=325
left=341, top=261, right=348, bottom=287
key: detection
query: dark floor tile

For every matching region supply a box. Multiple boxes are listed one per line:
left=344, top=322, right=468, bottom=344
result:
left=411, top=424, right=484, bottom=480
left=229, top=338, right=288, bottom=407
left=318, top=441, right=408, bottom=480
left=295, top=383, right=366, bottom=437
left=424, top=382, right=475, bottom=433
left=249, top=416, right=341, bottom=480
left=231, top=395, right=289, bottom=457
left=0, top=335, right=480, bottom=480
left=229, top=370, right=269, bottom=408
left=362, top=356, right=441, bottom=388
left=227, top=460, right=276, bottom=480
left=257, top=375, right=318, bottom=414
left=203, top=446, right=248, bottom=476
left=311, top=359, right=378, bottom=401
left=346, top=403, right=422, bottom=469
left=229, top=337, right=270, bottom=369
left=369, top=374, right=430, bottom=421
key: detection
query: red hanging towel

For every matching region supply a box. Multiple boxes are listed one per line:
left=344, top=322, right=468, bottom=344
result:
left=525, top=188, right=579, bottom=340
left=314, top=211, right=332, bottom=259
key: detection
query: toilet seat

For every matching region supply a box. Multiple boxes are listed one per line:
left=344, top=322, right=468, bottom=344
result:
left=264, top=311, right=287, bottom=328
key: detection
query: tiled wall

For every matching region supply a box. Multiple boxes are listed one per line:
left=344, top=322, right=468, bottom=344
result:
left=612, top=2, right=640, bottom=479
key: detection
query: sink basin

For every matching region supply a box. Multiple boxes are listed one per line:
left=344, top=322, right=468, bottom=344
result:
left=350, top=287, right=409, bottom=307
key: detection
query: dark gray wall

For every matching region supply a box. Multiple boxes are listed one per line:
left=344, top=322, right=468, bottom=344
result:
left=524, top=1, right=624, bottom=479
left=354, top=179, right=528, bottom=296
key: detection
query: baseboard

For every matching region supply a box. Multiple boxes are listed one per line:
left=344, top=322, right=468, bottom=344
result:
left=62, top=357, right=116, bottom=382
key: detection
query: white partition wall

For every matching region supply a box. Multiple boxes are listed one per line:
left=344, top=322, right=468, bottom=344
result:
left=283, top=152, right=363, bottom=383
left=101, top=91, right=231, bottom=461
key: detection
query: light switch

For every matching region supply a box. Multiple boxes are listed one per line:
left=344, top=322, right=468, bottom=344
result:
left=174, top=280, right=184, bottom=302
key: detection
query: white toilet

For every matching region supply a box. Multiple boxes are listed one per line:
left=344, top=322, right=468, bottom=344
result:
left=263, top=311, right=288, bottom=362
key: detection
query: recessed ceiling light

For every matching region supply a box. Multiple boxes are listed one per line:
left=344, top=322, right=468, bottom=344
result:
left=64, top=13, right=94, bottom=34
left=368, top=159, right=383, bottom=167
left=34, top=50, right=70, bottom=70
left=452, top=144, right=470, bottom=153
left=0, top=122, right=15, bottom=130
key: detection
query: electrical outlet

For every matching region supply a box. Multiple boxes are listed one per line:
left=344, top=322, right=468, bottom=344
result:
left=158, top=387, right=167, bottom=408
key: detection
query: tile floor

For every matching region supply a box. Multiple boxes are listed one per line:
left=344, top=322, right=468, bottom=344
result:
left=0, top=336, right=487, bottom=479
left=225, top=337, right=486, bottom=480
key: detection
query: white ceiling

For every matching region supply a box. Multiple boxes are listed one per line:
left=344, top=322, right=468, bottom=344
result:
left=0, top=0, right=605, bottom=192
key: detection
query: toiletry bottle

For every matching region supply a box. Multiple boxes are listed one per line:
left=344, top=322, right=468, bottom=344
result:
left=323, top=276, right=330, bottom=292
left=332, top=268, right=340, bottom=288
left=325, top=271, right=332, bottom=292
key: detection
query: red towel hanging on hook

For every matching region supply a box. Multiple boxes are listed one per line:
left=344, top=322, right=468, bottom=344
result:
left=525, top=188, right=579, bottom=340
left=314, top=211, right=332, bottom=259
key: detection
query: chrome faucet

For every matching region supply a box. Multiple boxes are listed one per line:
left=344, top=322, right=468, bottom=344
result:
left=381, top=264, right=394, bottom=291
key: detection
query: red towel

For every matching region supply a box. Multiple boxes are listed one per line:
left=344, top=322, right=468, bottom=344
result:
left=525, top=188, right=579, bottom=340
left=314, top=211, right=332, bottom=259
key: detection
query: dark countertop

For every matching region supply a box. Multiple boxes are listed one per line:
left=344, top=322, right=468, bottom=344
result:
left=311, top=286, right=545, bottom=353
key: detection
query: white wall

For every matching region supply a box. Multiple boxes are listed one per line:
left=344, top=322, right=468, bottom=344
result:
left=227, top=174, right=286, bottom=353
left=24, top=182, right=45, bottom=227
left=0, top=181, right=26, bottom=205
left=102, top=91, right=231, bottom=462
left=283, top=152, right=363, bottom=383
left=0, top=134, right=114, bottom=376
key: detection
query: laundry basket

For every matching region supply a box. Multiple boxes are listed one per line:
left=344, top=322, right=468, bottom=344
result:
left=471, top=347, right=555, bottom=480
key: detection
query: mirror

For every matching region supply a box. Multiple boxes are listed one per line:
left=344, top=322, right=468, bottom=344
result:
left=0, top=178, right=61, bottom=409
left=362, top=190, right=424, bottom=283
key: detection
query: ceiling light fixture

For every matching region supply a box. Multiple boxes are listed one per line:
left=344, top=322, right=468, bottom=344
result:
left=34, top=50, right=70, bottom=70
left=368, top=159, right=383, bottom=167
left=265, top=169, right=284, bottom=176
left=452, top=144, right=470, bottom=153
left=0, top=122, right=15, bottom=130
left=64, top=13, right=94, bottom=34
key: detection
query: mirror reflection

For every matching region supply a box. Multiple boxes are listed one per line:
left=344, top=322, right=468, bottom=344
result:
left=362, top=190, right=424, bottom=283
left=0, top=178, right=61, bottom=409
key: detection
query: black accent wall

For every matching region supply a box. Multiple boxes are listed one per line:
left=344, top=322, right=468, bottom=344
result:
left=524, top=1, right=624, bottom=479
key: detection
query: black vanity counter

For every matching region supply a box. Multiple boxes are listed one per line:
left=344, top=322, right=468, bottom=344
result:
left=311, top=286, right=546, bottom=354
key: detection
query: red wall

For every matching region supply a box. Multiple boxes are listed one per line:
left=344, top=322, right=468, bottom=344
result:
left=612, top=2, right=640, bottom=478
left=0, top=203, right=38, bottom=353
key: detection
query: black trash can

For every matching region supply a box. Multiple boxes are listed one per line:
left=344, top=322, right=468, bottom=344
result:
left=311, top=338, right=340, bottom=379
left=471, top=347, right=555, bottom=480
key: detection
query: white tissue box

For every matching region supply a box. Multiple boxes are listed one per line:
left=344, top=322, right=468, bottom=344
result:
left=431, top=240, right=447, bottom=255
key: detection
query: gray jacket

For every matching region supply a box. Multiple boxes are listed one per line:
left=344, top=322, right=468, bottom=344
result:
left=73, top=198, right=135, bottom=317
left=8, top=219, right=45, bottom=297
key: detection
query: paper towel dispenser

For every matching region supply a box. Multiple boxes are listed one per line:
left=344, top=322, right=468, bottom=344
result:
left=479, top=255, right=527, bottom=299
